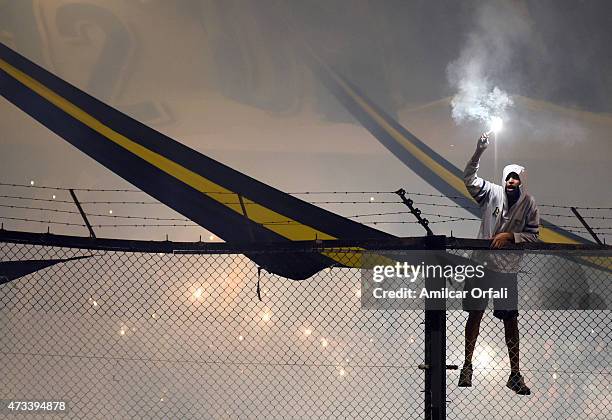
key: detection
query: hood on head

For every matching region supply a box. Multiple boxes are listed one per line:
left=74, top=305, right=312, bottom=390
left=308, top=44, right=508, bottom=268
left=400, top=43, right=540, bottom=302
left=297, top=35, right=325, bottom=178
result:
left=502, top=164, right=527, bottom=191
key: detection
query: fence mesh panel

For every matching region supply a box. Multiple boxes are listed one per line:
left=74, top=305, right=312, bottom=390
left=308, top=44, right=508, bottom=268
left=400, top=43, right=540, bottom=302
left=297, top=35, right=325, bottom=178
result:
left=0, top=242, right=424, bottom=419
left=0, top=239, right=610, bottom=419
left=445, top=250, right=611, bottom=420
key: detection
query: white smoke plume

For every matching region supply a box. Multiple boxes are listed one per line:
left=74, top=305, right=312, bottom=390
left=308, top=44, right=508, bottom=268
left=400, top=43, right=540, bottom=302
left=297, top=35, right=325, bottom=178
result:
left=450, top=83, right=513, bottom=124
left=447, top=1, right=532, bottom=125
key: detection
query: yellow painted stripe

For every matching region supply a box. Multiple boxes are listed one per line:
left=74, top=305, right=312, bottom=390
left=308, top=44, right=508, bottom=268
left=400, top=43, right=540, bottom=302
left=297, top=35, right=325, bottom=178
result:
left=540, top=227, right=580, bottom=244
left=0, top=57, right=337, bottom=242
left=322, top=248, right=395, bottom=268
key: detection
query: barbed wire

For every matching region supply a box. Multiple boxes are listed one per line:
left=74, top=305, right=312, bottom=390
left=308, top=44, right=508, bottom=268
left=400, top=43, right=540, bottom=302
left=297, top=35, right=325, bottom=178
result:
left=1, top=184, right=610, bottom=238
left=539, top=203, right=612, bottom=210
left=0, top=203, right=467, bottom=222
left=540, top=212, right=612, bottom=219
left=2, top=215, right=610, bottom=236
left=3, top=195, right=611, bottom=222
left=345, top=211, right=612, bottom=222
left=541, top=223, right=611, bottom=231
left=0, top=182, right=464, bottom=200
left=0, top=216, right=201, bottom=228
left=0, top=216, right=88, bottom=227
left=0, top=194, right=476, bottom=207
left=2, top=201, right=610, bottom=233
left=3, top=182, right=610, bottom=210
left=0, top=214, right=468, bottom=227
left=0, top=194, right=76, bottom=204
left=3, top=195, right=611, bottom=224
left=9, top=203, right=570, bottom=226
left=0, top=204, right=190, bottom=221
left=0, top=182, right=143, bottom=193
left=291, top=190, right=474, bottom=201
left=0, top=195, right=163, bottom=205
left=0, top=216, right=363, bottom=228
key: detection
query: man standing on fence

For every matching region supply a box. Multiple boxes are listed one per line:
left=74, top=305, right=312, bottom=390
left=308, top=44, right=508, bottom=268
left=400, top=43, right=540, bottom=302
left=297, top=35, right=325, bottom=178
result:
left=458, top=132, right=540, bottom=395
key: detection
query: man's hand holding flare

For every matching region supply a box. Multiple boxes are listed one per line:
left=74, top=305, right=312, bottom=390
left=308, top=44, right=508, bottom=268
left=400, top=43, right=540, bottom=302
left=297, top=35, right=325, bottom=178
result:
left=477, top=132, right=490, bottom=151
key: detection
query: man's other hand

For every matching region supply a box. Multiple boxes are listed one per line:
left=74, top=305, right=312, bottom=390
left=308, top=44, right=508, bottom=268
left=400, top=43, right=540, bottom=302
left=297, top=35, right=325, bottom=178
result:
left=491, top=232, right=514, bottom=249
left=477, top=133, right=489, bottom=151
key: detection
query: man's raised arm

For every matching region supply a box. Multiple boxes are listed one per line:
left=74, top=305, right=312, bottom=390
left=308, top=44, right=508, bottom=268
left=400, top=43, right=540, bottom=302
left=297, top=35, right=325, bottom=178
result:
left=464, top=133, right=492, bottom=205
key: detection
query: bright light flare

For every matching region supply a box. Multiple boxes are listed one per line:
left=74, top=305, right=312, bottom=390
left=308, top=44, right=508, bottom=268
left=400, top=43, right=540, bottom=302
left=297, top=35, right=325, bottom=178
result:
left=261, top=311, right=272, bottom=322
left=488, top=116, right=503, bottom=134
left=475, top=345, right=496, bottom=368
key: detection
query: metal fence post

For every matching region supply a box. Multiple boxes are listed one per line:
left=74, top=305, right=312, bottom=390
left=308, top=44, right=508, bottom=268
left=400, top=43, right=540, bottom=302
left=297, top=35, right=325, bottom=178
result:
left=423, top=235, right=447, bottom=420
left=69, top=189, right=96, bottom=238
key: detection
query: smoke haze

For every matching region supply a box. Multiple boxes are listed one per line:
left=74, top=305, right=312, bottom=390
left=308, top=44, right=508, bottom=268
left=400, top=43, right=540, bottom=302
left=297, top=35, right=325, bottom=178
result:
left=0, top=0, right=611, bottom=241
left=447, top=0, right=532, bottom=125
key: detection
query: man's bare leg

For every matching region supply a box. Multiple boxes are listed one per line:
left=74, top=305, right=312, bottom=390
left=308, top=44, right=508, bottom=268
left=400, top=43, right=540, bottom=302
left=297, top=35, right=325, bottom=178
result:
left=503, top=315, right=531, bottom=395
left=503, top=316, right=520, bottom=373
left=459, top=310, right=485, bottom=387
left=465, top=310, right=485, bottom=365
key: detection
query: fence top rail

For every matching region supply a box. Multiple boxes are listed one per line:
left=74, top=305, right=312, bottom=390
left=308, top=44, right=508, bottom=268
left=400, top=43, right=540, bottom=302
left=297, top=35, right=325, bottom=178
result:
left=0, top=229, right=608, bottom=255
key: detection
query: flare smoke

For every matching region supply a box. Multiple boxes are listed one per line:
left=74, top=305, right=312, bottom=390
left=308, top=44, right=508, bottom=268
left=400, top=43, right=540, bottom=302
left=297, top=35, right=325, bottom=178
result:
left=447, top=1, right=531, bottom=125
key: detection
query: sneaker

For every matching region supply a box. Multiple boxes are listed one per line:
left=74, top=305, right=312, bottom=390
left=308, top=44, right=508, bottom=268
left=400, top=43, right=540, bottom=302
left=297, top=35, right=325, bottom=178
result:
left=458, top=364, right=473, bottom=387
left=506, top=372, right=531, bottom=395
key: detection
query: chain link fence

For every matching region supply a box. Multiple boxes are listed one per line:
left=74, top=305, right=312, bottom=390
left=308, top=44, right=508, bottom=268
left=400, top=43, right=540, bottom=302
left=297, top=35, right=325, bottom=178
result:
left=0, top=233, right=610, bottom=419
left=444, top=247, right=611, bottom=420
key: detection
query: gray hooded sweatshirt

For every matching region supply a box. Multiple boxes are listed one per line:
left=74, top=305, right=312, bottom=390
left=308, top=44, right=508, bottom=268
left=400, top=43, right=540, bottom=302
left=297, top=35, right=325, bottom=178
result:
left=464, top=157, right=540, bottom=243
